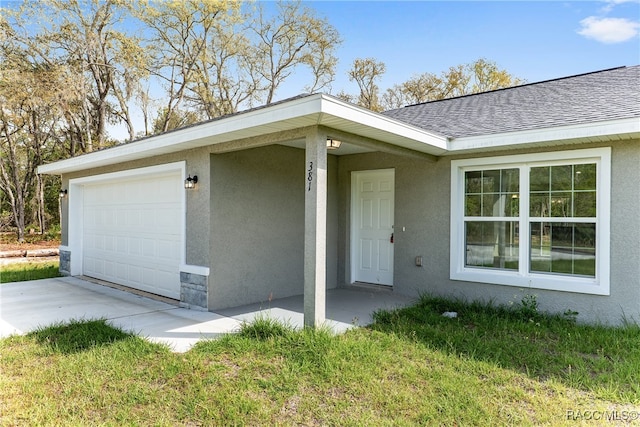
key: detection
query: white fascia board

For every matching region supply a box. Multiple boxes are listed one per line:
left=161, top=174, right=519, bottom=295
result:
left=448, top=117, right=640, bottom=153
left=38, top=94, right=449, bottom=175
left=38, top=95, right=326, bottom=175
left=317, top=95, right=448, bottom=153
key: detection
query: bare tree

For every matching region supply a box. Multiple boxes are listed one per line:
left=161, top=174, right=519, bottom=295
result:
left=345, top=58, right=386, bottom=112
left=189, top=6, right=258, bottom=119
left=382, top=73, right=446, bottom=110
left=1, top=0, right=344, bottom=236
left=340, top=58, right=524, bottom=111
left=382, top=59, right=525, bottom=110
left=7, top=0, right=146, bottom=149
left=139, top=0, right=341, bottom=130
left=251, top=0, right=340, bottom=104
left=0, top=40, right=70, bottom=240
left=135, top=0, right=240, bottom=131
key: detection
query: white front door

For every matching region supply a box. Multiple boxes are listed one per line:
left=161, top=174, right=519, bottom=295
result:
left=351, top=169, right=394, bottom=286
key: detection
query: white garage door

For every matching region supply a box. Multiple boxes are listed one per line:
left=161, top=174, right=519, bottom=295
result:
left=82, top=171, right=183, bottom=299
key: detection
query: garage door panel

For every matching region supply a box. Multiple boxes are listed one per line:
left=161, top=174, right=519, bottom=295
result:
left=143, top=239, right=155, bottom=257
left=95, top=234, right=105, bottom=251
left=158, top=240, right=178, bottom=260
left=143, top=268, right=155, bottom=286
left=82, top=170, right=182, bottom=299
left=105, top=235, right=115, bottom=251
left=104, top=260, right=115, bottom=277
left=128, top=237, right=141, bottom=255
left=156, top=209, right=179, bottom=228
left=128, top=265, right=142, bottom=285
left=117, top=263, right=127, bottom=280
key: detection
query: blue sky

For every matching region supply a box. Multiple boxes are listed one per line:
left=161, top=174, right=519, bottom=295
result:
left=11, top=0, right=632, bottom=139
left=284, top=0, right=640, bottom=97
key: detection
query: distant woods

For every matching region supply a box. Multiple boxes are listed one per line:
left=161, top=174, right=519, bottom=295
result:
left=337, top=57, right=525, bottom=112
left=0, top=0, right=523, bottom=240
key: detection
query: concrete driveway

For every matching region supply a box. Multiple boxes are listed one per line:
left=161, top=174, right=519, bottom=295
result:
left=0, top=276, right=413, bottom=352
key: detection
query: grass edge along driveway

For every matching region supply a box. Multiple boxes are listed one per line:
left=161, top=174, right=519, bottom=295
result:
left=1, top=260, right=61, bottom=283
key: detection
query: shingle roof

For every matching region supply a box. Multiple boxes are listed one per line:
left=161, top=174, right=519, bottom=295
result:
left=382, top=66, right=640, bottom=139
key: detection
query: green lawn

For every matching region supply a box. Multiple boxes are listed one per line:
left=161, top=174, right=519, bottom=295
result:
left=0, top=261, right=61, bottom=283
left=1, top=296, right=638, bottom=426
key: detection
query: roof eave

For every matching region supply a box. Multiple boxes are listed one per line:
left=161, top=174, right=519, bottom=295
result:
left=446, top=117, right=640, bottom=154
left=318, top=94, right=448, bottom=154
left=37, top=94, right=448, bottom=175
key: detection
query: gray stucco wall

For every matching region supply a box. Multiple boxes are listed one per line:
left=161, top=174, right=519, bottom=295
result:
left=55, top=135, right=639, bottom=324
left=338, top=140, right=640, bottom=325
left=209, top=145, right=339, bottom=310
left=337, top=152, right=448, bottom=294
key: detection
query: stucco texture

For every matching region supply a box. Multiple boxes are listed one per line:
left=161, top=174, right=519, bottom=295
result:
left=208, top=145, right=339, bottom=310
left=338, top=140, right=640, bottom=325
left=58, top=136, right=639, bottom=324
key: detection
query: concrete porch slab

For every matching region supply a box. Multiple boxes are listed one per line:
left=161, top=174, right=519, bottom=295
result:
left=0, top=277, right=414, bottom=352
left=216, top=287, right=415, bottom=333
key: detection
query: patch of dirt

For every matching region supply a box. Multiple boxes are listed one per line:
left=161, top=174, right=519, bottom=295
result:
left=0, top=233, right=61, bottom=266
left=0, top=232, right=60, bottom=251
left=0, top=256, right=60, bottom=266
left=1, top=241, right=60, bottom=251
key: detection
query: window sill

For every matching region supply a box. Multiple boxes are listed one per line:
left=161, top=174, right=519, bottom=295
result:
left=450, top=268, right=610, bottom=296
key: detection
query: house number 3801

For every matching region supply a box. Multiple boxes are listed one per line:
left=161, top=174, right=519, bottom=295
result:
left=307, top=162, right=313, bottom=191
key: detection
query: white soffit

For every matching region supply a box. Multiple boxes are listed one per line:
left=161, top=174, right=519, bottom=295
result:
left=37, top=94, right=448, bottom=175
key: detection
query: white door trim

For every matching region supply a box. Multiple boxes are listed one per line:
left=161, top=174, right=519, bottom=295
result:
left=67, top=162, right=187, bottom=278
left=350, top=168, right=395, bottom=286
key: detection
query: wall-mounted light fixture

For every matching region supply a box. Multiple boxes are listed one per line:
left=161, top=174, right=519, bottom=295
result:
left=184, top=175, right=198, bottom=189
left=326, top=138, right=342, bottom=150
left=59, top=189, right=68, bottom=198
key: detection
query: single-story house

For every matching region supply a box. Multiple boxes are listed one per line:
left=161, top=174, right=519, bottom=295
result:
left=38, top=66, right=640, bottom=326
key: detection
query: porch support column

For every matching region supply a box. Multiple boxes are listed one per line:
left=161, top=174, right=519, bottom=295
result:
left=304, top=128, right=327, bottom=328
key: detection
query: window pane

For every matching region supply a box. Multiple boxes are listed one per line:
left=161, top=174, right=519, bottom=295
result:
left=482, top=194, right=500, bottom=216
left=465, top=194, right=481, bottom=216
left=530, top=166, right=549, bottom=192
left=501, top=169, right=519, bottom=193
left=530, top=222, right=595, bottom=277
left=574, top=164, right=596, bottom=190
left=551, top=223, right=573, bottom=247
left=550, top=192, right=572, bottom=217
left=506, top=194, right=519, bottom=217
left=465, top=221, right=518, bottom=270
left=466, top=168, right=519, bottom=217
left=479, top=193, right=520, bottom=217
left=482, top=170, right=501, bottom=193
left=456, top=155, right=604, bottom=289
left=574, top=191, right=596, bottom=217
left=575, top=224, right=596, bottom=248
left=529, top=222, right=551, bottom=273
left=529, top=222, right=548, bottom=251
left=551, top=165, right=572, bottom=191
left=530, top=194, right=549, bottom=217
left=465, top=170, right=482, bottom=193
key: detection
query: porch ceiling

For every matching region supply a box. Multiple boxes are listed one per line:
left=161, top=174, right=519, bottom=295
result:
left=277, top=139, right=372, bottom=156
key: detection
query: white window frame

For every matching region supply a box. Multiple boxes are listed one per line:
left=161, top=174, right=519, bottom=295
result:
left=450, top=148, right=610, bottom=295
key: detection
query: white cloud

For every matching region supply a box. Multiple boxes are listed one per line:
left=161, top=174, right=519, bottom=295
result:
left=601, top=0, right=640, bottom=13
left=577, top=16, right=640, bottom=43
